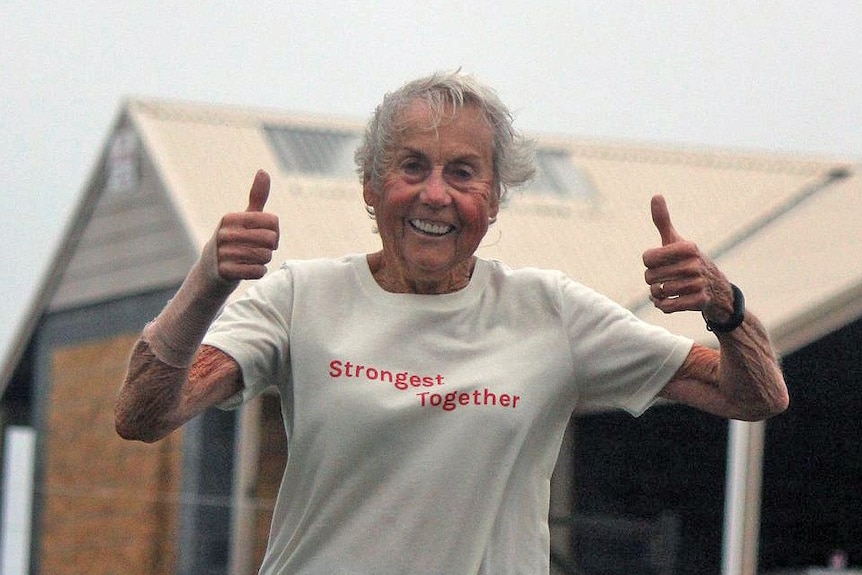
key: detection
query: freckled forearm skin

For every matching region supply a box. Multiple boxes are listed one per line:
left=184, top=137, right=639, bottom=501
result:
left=713, top=312, right=788, bottom=420
left=663, top=313, right=788, bottom=421
left=114, top=340, right=241, bottom=443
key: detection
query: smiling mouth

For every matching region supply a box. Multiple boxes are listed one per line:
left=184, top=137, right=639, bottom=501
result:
left=409, top=219, right=454, bottom=236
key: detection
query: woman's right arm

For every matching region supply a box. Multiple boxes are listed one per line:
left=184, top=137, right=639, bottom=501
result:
left=114, top=170, right=278, bottom=442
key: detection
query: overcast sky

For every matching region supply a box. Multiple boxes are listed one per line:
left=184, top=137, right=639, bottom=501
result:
left=1, top=1, right=860, bottom=370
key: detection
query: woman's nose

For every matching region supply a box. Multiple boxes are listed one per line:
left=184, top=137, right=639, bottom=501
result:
left=420, top=170, right=452, bottom=206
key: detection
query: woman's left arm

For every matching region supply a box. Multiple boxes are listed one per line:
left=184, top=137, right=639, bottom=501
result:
left=643, top=195, right=789, bottom=420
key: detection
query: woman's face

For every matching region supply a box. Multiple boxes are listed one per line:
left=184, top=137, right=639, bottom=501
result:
left=364, top=100, right=499, bottom=293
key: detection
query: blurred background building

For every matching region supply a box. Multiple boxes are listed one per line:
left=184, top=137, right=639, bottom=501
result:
left=1, top=98, right=859, bottom=575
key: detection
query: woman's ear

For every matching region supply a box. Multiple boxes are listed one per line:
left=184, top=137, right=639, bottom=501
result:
left=362, top=176, right=378, bottom=209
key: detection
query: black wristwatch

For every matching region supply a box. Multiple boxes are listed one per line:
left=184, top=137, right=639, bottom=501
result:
left=703, top=284, right=745, bottom=333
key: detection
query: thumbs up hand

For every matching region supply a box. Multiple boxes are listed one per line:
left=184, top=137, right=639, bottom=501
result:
left=642, top=195, right=734, bottom=321
left=214, top=169, right=280, bottom=281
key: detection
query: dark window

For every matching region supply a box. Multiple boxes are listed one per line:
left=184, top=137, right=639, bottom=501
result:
left=759, top=319, right=862, bottom=571
left=572, top=405, right=727, bottom=574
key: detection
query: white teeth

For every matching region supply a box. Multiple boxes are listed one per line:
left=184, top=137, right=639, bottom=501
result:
left=410, top=219, right=453, bottom=235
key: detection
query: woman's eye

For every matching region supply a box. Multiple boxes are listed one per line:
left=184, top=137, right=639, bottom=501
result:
left=401, top=160, right=425, bottom=175
left=401, top=160, right=425, bottom=176
left=448, top=165, right=475, bottom=180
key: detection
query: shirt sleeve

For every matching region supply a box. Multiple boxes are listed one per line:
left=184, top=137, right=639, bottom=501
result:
left=560, top=276, right=693, bottom=416
left=203, top=265, right=294, bottom=409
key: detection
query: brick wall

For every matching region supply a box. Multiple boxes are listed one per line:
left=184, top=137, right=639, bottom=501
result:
left=40, top=334, right=184, bottom=575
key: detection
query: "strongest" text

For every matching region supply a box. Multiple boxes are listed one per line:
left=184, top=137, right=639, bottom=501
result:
left=329, top=359, right=445, bottom=390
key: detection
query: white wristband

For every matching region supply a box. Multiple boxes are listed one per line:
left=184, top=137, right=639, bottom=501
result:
left=142, top=232, right=238, bottom=368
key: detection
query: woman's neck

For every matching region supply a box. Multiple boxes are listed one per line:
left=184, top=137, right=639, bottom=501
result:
left=366, top=252, right=475, bottom=295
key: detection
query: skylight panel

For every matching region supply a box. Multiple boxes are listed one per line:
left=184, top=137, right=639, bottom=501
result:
left=526, top=149, right=597, bottom=200
left=264, top=125, right=360, bottom=178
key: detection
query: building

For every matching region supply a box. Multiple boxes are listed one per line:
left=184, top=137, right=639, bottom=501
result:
left=1, top=97, right=860, bottom=574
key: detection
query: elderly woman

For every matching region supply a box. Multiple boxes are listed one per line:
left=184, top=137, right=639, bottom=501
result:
left=115, top=72, right=788, bottom=574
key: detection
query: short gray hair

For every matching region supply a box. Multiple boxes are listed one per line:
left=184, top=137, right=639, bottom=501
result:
left=355, top=71, right=536, bottom=204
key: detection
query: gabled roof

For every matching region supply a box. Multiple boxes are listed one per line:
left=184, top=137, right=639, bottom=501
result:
left=2, top=97, right=859, bottom=393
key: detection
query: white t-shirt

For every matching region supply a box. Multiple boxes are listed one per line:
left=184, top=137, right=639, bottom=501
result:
left=203, top=254, right=692, bottom=575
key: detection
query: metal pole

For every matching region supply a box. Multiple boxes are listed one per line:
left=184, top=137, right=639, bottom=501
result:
left=229, top=398, right=262, bottom=575
left=721, top=420, right=765, bottom=575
